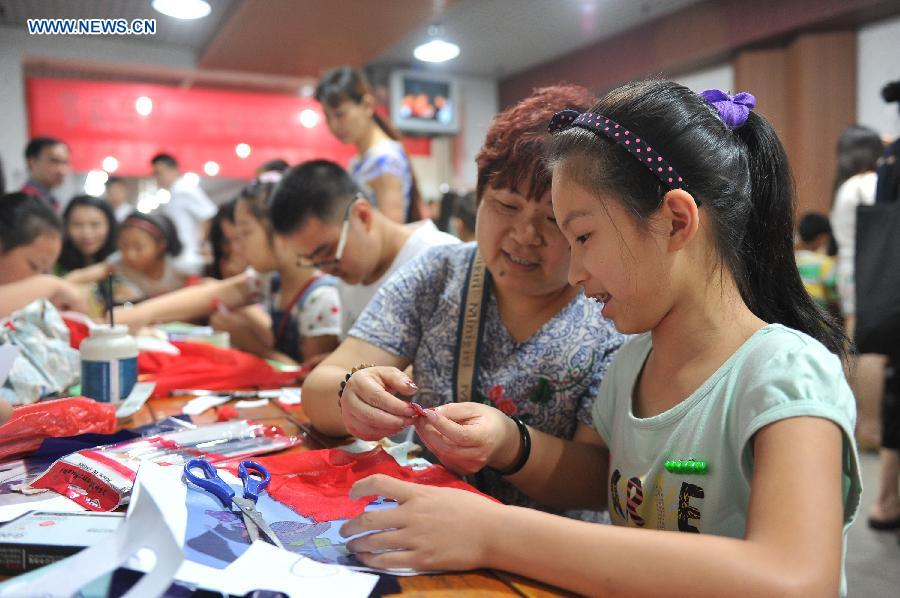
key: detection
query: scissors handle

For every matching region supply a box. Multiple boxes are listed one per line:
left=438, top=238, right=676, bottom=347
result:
left=184, top=458, right=235, bottom=508
left=238, top=460, right=271, bottom=501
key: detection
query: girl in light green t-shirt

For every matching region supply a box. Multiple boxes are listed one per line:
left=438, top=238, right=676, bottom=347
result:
left=335, top=80, right=861, bottom=596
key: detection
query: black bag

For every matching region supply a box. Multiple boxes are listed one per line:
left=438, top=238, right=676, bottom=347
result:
left=854, top=199, right=900, bottom=355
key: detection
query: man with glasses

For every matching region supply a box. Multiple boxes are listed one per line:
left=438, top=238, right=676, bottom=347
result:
left=270, top=160, right=458, bottom=336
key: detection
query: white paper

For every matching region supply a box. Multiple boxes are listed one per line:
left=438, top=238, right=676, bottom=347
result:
left=181, top=394, right=231, bottom=415
left=234, top=397, right=269, bottom=409
left=0, top=494, right=86, bottom=523
left=116, top=381, right=156, bottom=419
left=0, top=345, right=20, bottom=386
left=0, top=463, right=184, bottom=598
left=193, top=541, right=378, bottom=598
left=277, top=386, right=302, bottom=405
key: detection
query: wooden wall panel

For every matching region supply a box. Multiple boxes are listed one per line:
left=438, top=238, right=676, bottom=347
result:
left=786, top=32, right=857, bottom=217
left=735, top=31, right=856, bottom=219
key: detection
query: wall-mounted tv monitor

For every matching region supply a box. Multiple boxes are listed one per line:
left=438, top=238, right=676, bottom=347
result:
left=390, top=69, right=459, bottom=135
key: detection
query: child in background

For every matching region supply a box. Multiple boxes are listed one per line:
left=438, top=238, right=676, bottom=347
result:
left=794, top=212, right=840, bottom=316
left=56, top=195, right=118, bottom=275
left=205, top=199, right=246, bottom=280
left=0, top=192, right=87, bottom=317
left=338, top=82, right=861, bottom=596
left=112, top=179, right=341, bottom=366
left=67, top=212, right=190, bottom=303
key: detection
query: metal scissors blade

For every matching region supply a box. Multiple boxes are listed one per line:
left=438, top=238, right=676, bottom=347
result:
left=232, top=497, right=284, bottom=549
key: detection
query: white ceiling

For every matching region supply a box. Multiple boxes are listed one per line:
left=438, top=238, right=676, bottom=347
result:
left=374, top=0, right=701, bottom=78
left=1, top=0, right=702, bottom=82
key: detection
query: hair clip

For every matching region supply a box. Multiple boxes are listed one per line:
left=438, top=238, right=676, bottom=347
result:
left=700, top=89, right=756, bottom=130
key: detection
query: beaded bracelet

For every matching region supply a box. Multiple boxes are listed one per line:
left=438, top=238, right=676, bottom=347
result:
left=338, top=364, right=375, bottom=399
left=487, top=415, right=531, bottom=476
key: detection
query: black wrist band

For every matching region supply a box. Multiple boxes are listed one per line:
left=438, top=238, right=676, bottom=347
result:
left=487, top=416, right=531, bottom=476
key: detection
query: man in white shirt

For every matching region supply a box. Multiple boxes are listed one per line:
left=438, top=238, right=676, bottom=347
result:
left=151, top=153, right=216, bottom=274
left=269, top=160, right=458, bottom=336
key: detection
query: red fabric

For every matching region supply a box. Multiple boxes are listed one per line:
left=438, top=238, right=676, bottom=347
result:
left=215, top=405, right=238, bottom=422
left=64, top=317, right=90, bottom=349
left=139, top=341, right=303, bottom=398
left=0, top=397, right=116, bottom=461
left=232, top=448, right=498, bottom=523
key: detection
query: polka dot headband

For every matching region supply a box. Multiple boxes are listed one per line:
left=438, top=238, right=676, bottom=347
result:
left=548, top=109, right=687, bottom=190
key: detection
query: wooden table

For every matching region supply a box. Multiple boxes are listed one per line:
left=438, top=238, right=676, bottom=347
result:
left=135, top=396, right=573, bottom=597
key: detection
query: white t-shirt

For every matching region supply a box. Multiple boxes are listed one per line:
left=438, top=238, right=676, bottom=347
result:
left=160, top=176, right=217, bottom=275
left=338, top=219, right=458, bottom=336
left=114, top=203, right=133, bottom=222
left=830, top=172, right=877, bottom=315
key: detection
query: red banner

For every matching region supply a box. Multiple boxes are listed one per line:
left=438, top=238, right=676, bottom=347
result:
left=27, top=78, right=429, bottom=179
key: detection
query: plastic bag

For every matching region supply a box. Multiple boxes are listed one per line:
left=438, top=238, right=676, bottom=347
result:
left=0, top=299, right=80, bottom=405
left=0, top=396, right=116, bottom=461
left=29, top=420, right=300, bottom=511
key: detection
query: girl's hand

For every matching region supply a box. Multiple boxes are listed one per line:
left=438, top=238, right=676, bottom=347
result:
left=340, top=474, right=502, bottom=571
left=50, top=278, right=89, bottom=313
left=339, top=367, right=418, bottom=440
left=414, top=402, right=520, bottom=476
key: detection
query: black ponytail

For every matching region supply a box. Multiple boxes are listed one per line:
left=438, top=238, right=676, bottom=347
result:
left=548, top=80, right=847, bottom=362
left=735, top=113, right=846, bottom=359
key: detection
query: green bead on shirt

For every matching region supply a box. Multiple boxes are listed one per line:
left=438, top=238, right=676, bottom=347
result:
left=664, top=459, right=708, bottom=474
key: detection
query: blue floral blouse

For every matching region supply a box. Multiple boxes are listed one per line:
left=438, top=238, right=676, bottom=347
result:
left=349, top=243, right=625, bottom=511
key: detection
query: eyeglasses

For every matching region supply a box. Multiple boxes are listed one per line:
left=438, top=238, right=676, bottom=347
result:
left=296, top=195, right=359, bottom=270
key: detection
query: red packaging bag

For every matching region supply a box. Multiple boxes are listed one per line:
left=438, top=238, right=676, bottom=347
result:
left=0, top=397, right=116, bottom=462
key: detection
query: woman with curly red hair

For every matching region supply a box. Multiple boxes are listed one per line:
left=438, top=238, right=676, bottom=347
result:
left=302, top=85, right=624, bottom=513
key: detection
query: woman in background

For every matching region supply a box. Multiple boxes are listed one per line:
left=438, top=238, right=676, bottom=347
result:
left=205, top=199, right=246, bottom=280
left=316, top=67, right=425, bottom=223
left=55, top=195, right=117, bottom=275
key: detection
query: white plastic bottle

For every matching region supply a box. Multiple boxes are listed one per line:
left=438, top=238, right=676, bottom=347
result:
left=80, top=324, right=138, bottom=404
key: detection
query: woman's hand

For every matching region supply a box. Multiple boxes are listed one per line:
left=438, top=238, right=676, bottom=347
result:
left=340, top=474, right=502, bottom=571
left=339, top=367, right=418, bottom=440
left=49, top=277, right=89, bottom=313
left=414, top=402, right=520, bottom=476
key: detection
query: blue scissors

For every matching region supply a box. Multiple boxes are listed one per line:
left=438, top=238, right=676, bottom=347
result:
left=183, top=459, right=284, bottom=549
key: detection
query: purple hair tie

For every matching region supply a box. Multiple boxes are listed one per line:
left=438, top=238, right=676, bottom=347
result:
left=548, top=109, right=687, bottom=190
left=700, top=89, right=756, bottom=130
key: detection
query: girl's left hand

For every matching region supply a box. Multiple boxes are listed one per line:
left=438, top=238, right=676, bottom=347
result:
left=340, top=474, right=502, bottom=571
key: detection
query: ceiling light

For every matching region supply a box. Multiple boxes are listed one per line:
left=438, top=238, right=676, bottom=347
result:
left=414, top=24, right=459, bottom=63
left=156, top=188, right=171, bottom=204
left=152, top=0, right=211, bottom=20
left=235, top=143, right=251, bottom=159
left=414, top=39, right=460, bottom=63
left=102, top=156, right=119, bottom=172
left=135, top=96, right=153, bottom=116
left=83, top=170, right=108, bottom=197
left=299, top=109, right=320, bottom=128
left=203, top=161, right=220, bottom=176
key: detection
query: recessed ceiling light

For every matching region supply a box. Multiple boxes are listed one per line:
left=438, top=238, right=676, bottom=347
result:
left=152, top=0, right=211, bottom=20
left=203, top=161, right=220, bottom=176
left=102, top=156, right=119, bottom=172
left=235, top=143, right=251, bottom=159
left=413, top=39, right=460, bottom=63
left=299, top=109, right=320, bottom=128
left=135, top=96, right=153, bottom=116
